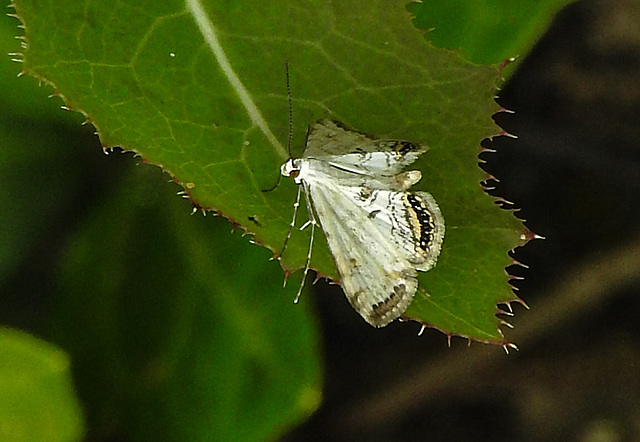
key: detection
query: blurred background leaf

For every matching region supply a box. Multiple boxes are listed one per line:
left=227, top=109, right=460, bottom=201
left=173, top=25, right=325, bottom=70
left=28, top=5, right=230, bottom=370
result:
left=47, top=164, right=322, bottom=441
left=0, top=328, right=84, bottom=442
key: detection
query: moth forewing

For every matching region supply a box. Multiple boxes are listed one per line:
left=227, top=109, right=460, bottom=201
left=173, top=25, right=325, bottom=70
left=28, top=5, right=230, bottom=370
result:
left=305, top=120, right=427, bottom=175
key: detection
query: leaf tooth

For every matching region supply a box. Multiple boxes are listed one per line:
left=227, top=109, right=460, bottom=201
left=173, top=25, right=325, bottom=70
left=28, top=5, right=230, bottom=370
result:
left=499, top=319, right=514, bottom=329
left=493, top=196, right=516, bottom=209
left=510, top=258, right=529, bottom=269
left=282, top=270, right=291, bottom=287
left=480, top=146, right=497, bottom=154
left=521, top=228, right=544, bottom=242
left=483, top=172, right=500, bottom=183
left=481, top=181, right=496, bottom=191
left=496, top=308, right=514, bottom=317
left=508, top=298, right=529, bottom=310
left=503, top=302, right=513, bottom=314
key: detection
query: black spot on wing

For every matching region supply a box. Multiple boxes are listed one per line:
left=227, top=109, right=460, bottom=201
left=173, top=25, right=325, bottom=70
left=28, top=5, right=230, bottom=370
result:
left=358, top=187, right=373, bottom=201
left=406, top=193, right=437, bottom=252
left=398, top=141, right=417, bottom=155
left=368, top=284, right=407, bottom=325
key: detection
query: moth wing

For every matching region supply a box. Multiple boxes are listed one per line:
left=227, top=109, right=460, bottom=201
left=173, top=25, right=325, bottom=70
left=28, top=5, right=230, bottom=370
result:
left=338, top=186, right=445, bottom=272
left=307, top=180, right=422, bottom=327
left=303, top=119, right=426, bottom=176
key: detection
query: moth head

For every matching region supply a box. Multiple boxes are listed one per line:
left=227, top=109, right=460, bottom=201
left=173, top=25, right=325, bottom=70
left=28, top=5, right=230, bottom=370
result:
left=280, top=158, right=300, bottom=178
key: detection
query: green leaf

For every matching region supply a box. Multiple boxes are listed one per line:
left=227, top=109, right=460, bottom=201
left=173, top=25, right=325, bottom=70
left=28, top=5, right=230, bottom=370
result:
left=407, top=0, right=579, bottom=65
left=0, top=328, right=85, bottom=442
left=47, top=162, right=322, bottom=441
left=12, top=0, right=524, bottom=341
left=2, top=9, right=321, bottom=439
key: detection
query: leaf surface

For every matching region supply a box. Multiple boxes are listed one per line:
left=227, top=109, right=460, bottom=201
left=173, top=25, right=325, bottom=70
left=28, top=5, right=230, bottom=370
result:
left=13, top=0, right=524, bottom=340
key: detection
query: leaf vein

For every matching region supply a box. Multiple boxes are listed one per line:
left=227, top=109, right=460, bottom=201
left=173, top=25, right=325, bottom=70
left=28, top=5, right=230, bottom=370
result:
left=185, top=0, right=287, bottom=160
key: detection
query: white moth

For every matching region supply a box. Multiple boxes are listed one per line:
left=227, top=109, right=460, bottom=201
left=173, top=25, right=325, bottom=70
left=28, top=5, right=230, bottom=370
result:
left=280, top=119, right=445, bottom=327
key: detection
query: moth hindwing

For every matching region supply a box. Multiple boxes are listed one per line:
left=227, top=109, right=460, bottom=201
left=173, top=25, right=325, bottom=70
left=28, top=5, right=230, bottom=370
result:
left=280, top=119, right=445, bottom=327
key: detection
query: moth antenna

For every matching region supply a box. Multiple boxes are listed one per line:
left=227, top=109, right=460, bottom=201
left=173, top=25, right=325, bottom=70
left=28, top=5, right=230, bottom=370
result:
left=261, top=61, right=293, bottom=193
left=261, top=173, right=281, bottom=193
left=285, top=60, right=293, bottom=158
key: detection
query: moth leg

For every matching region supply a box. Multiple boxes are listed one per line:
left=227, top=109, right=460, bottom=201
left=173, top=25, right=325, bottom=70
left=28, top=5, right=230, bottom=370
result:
left=275, top=184, right=302, bottom=267
left=294, top=181, right=316, bottom=304
left=299, top=220, right=311, bottom=230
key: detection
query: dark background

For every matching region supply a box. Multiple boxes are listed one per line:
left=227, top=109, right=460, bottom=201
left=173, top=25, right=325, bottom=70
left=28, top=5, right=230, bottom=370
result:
left=286, top=0, right=640, bottom=440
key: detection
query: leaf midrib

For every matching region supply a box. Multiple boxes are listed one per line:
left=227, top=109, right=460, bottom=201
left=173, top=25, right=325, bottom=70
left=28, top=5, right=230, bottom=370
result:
left=185, top=0, right=287, bottom=160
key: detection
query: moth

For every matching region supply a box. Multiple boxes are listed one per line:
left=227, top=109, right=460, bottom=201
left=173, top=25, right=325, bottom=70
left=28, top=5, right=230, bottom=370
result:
left=280, top=119, right=445, bottom=327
